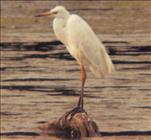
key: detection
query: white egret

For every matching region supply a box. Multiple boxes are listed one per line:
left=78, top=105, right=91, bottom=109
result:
left=36, top=6, right=114, bottom=110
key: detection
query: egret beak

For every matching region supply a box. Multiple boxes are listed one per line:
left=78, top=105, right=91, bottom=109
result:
left=35, top=11, right=51, bottom=17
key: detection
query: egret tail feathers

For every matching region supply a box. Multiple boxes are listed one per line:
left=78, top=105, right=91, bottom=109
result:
left=89, top=54, right=115, bottom=78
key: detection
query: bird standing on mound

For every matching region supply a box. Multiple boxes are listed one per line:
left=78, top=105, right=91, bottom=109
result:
left=36, top=6, right=114, bottom=111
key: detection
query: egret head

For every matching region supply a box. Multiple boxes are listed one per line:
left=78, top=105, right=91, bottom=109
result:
left=35, top=6, right=69, bottom=18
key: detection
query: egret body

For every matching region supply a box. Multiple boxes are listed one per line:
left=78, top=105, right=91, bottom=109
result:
left=36, top=6, right=114, bottom=110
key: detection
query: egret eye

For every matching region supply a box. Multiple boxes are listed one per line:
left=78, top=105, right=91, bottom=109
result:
left=53, top=11, right=58, bottom=15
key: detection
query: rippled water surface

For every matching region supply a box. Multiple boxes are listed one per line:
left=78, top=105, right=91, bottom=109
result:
left=1, top=1, right=151, bottom=140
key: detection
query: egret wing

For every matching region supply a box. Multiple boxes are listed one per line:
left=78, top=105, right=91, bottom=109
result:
left=67, top=15, right=114, bottom=77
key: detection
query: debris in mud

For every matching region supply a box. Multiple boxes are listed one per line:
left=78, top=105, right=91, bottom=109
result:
left=39, top=107, right=99, bottom=139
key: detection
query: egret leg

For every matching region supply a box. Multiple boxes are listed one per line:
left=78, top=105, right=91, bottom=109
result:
left=65, top=63, right=87, bottom=119
left=63, top=63, right=86, bottom=120
left=77, top=63, right=87, bottom=109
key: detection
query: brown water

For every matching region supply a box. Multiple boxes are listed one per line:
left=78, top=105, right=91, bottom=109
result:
left=1, top=40, right=151, bottom=133
left=1, top=1, right=151, bottom=140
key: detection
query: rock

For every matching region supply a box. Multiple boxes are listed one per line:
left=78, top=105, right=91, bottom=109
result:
left=39, top=107, right=99, bottom=139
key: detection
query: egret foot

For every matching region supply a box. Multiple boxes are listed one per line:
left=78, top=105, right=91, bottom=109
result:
left=64, top=106, right=84, bottom=120
left=39, top=107, right=99, bottom=139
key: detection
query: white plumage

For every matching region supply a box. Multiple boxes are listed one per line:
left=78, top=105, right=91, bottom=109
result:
left=67, top=14, right=114, bottom=77
left=36, top=6, right=115, bottom=109
left=51, top=6, right=114, bottom=77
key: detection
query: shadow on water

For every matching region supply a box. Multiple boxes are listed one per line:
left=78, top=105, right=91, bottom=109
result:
left=1, top=40, right=75, bottom=61
left=0, top=41, right=62, bottom=51
left=106, top=44, right=151, bottom=56
left=0, top=132, right=40, bottom=136
left=100, top=131, right=151, bottom=136
left=103, top=41, right=129, bottom=44
left=1, top=131, right=151, bottom=137
left=1, top=41, right=151, bottom=53
left=46, top=87, right=101, bottom=99
left=1, top=112, right=22, bottom=116
left=2, top=78, right=77, bottom=82
left=1, top=66, right=38, bottom=71
left=114, top=60, right=151, bottom=64
left=1, top=85, right=45, bottom=91
left=1, top=85, right=101, bottom=99
left=1, top=53, right=74, bottom=61
left=1, top=41, right=151, bottom=62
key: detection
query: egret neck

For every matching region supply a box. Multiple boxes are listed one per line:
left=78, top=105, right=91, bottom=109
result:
left=52, top=11, right=70, bottom=45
